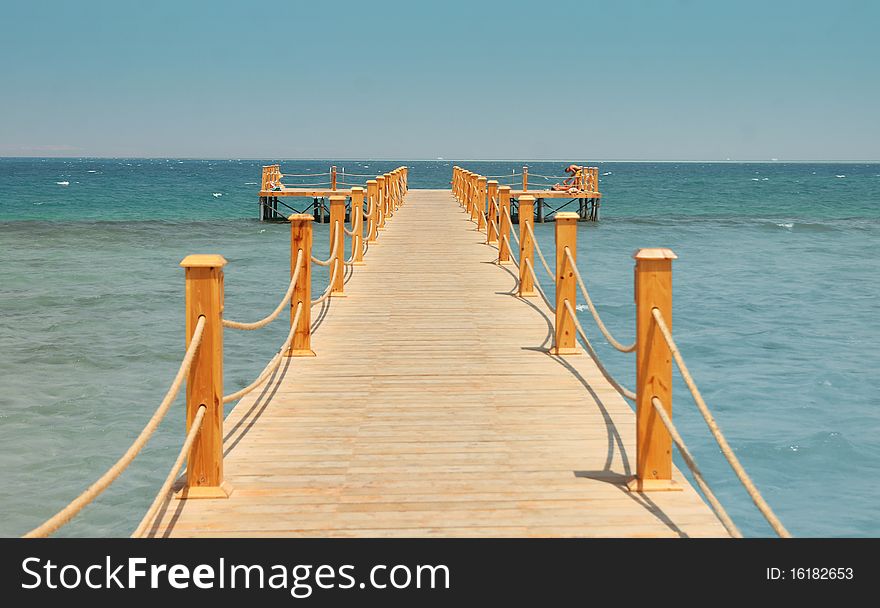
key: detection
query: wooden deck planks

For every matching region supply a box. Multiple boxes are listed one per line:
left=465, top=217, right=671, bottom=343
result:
left=145, top=189, right=727, bottom=538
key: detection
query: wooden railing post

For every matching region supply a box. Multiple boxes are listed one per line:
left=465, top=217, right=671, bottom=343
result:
left=551, top=212, right=580, bottom=355
left=329, top=195, right=346, bottom=296
left=179, top=254, right=231, bottom=499
left=452, top=167, right=459, bottom=199
left=498, top=186, right=512, bottom=265
left=470, top=174, right=478, bottom=219
left=287, top=214, right=316, bottom=357
left=518, top=195, right=536, bottom=297
left=383, top=173, right=393, bottom=219
left=523, top=165, right=529, bottom=191
left=475, top=176, right=487, bottom=229
left=366, top=180, right=379, bottom=242
left=376, top=175, right=386, bottom=230
left=351, top=187, right=365, bottom=265
left=330, top=165, right=337, bottom=190
left=486, top=180, right=499, bottom=244
left=629, top=248, right=678, bottom=492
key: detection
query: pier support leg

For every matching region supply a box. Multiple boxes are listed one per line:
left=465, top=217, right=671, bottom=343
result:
left=287, top=214, right=316, bottom=357
left=551, top=213, right=581, bottom=355
left=628, top=248, right=680, bottom=492
left=178, top=254, right=231, bottom=499
left=518, top=196, right=536, bottom=297
left=537, top=198, right=545, bottom=223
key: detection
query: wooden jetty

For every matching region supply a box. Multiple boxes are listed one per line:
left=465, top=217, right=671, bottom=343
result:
left=260, top=163, right=602, bottom=223
left=24, top=165, right=791, bottom=539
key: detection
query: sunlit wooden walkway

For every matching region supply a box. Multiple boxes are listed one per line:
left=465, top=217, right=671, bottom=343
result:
left=144, top=189, right=727, bottom=537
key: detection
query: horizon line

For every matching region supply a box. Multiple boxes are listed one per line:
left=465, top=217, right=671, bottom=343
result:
left=2, top=156, right=879, bottom=164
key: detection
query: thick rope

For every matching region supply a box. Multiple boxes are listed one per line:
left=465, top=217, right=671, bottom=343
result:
left=24, top=316, right=207, bottom=538
left=650, top=397, right=742, bottom=538
left=562, top=299, right=636, bottom=400
left=311, top=262, right=340, bottom=306
left=222, top=302, right=303, bottom=404
left=500, top=235, right=520, bottom=269
left=525, top=221, right=554, bottom=280
left=502, top=207, right=520, bottom=245
left=131, top=404, right=207, bottom=538
left=282, top=172, right=331, bottom=177
left=222, top=250, right=304, bottom=330
left=563, top=248, right=636, bottom=353
left=650, top=307, right=791, bottom=537
left=310, top=223, right=341, bottom=266
left=523, top=258, right=556, bottom=314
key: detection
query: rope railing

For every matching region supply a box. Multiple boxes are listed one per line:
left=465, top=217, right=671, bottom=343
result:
left=649, top=396, right=742, bottom=538
left=525, top=221, right=554, bottom=280
left=310, top=223, right=341, bottom=266
left=651, top=307, right=792, bottom=538
left=452, top=164, right=787, bottom=537
left=24, top=316, right=207, bottom=538
left=563, top=248, right=635, bottom=353
left=131, top=403, right=207, bottom=537
left=502, top=207, right=520, bottom=246
left=562, top=299, right=636, bottom=400
left=311, top=262, right=340, bottom=306
left=23, top=166, right=409, bottom=538
left=222, top=250, right=304, bottom=331
left=222, top=302, right=303, bottom=404
left=523, top=258, right=555, bottom=313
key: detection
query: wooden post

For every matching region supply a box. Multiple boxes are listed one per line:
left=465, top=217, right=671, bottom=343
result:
left=551, top=212, right=580, bottom=355
left=470, top=174, right=479, bottom=220
left=366, top=180, right=379, bottom=242
left=452, top=167, right=459, bottom=199
left=329, top=195, right=345, bottom=296
left=287, top=214, right=316, bottom=357
left=351, top=187, right=365, bottom=265
left=476, top=176, right=487, bottom=230
left=487, top=181, right=499, bottom=244
left=628, top=248, right=679, bottom=492
left=384, top=173, right=394, bottom=219
left=522, top=165, right=529, bottom=191
left=498, top=186, right=512, bottom=265
left=376, top=175, right=386, bottom=230
left=178, top=254, right=231, bottom=499
left=518, top=196, right=536, bottom=297
left=330, top=165, right=337, bottom=190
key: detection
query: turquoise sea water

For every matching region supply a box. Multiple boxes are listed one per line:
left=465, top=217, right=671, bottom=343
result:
left=1, top=159, right=877, bottom=537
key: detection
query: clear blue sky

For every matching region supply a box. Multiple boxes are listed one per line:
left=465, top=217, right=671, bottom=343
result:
left=1, top=0, right=877, bottom=160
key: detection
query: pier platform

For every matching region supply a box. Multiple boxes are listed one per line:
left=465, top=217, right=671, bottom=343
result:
left=142, top=190, right=726, bottom=538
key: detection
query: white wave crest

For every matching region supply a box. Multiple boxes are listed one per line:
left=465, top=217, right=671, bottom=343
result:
left=56, top=181, right=69, bottom=186
left=212, top=192, right=223, bottom=198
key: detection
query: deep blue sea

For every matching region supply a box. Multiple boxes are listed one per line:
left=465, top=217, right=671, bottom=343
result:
left=1, top=158, right=877, bottom=537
